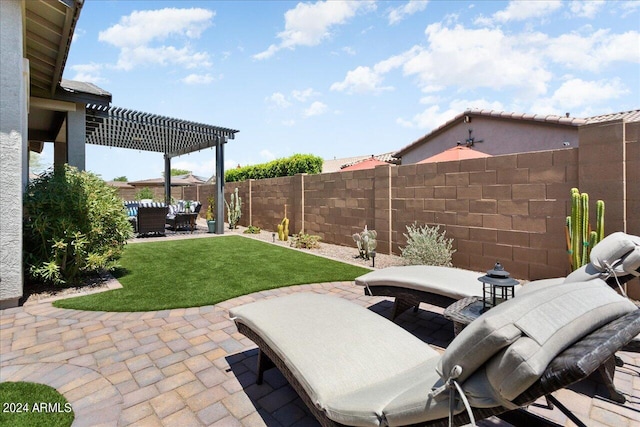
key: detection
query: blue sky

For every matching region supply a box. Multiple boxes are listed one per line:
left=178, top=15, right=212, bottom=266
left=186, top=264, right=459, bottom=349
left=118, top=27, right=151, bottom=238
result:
left=37, top=0, right=639, bottom=181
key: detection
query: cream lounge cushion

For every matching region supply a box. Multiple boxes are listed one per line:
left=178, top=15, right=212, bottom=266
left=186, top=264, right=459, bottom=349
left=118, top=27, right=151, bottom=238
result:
left=229, top=293, right=456, bottom=426
left=355, top=265, right=494, bottom=300
left=439, top=279, right=636, bottom=402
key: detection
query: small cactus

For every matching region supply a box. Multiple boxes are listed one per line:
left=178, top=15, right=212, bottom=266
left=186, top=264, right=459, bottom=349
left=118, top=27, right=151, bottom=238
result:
left=353, top=226, right=377, bottom=260
left=225, top=188, right=242, bottom=229
left=566, top=188, right=605, bottom=271
left=278, top=217, right=289, bottom=241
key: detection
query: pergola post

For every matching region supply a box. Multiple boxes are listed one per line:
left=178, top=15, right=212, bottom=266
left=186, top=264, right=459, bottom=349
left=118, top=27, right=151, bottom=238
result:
left=164, top=154, right=171, bottom=204
left=215, top=136, right=225, bottom=234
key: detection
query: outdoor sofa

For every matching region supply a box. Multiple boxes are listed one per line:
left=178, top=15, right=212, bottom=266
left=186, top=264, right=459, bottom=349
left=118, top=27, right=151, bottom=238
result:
left=124, top=200, right=201, bottom=235
left=356, top=232, right=640, bottom=320
left=231, top=280, right=640, bottom=427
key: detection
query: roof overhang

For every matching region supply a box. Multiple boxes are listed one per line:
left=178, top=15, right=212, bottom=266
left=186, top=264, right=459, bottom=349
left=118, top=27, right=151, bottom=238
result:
left=25, top=0, right=83, bottom=99
left=85, top=105, right=239, bottom=158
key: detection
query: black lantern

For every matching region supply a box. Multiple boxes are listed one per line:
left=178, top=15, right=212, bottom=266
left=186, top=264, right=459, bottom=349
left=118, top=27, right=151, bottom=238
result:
left=478, top=262, right=518, bottom=312
left=370, top=250, right=376, bottom=268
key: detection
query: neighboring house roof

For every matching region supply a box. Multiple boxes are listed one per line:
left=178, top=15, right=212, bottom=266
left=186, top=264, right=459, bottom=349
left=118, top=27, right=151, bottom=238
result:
left=585, top=109, right=640, bottom=124
left=340, top=157, right=391, bottom=171
left=106, top=181, right=134, bottom=188
left=418, top=146, right=491, bottom=164
left=128, top=173, right=206, bottom=187
left=395, top=109, right=586, bottom=158
left=323, top=152, right=398, bottom=173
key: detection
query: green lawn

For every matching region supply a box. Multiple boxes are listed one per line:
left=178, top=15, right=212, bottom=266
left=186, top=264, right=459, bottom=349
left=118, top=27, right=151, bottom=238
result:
left=0, top=382, right=74, bottom=427
left=53, top=236, right=370, bottom=312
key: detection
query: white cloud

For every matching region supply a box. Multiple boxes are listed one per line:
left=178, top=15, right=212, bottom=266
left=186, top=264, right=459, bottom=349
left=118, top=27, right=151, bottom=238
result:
left=569, top=0, right=605, bottom=18
left=98, top=8, right=214, bottom=70
left=266, top=92, right=292, bottom=109
left=99, top=8, right=214, bottom=47
left=292, top=88, right=320, bottom=102
left=544, top=29, right=640, bottom=72
left=342, top=46, right=356, bottom=55
left=173, top=157, right=216, bottom=178
left=330, top=66, right=393, bottom=94
left=388, top=1, right=429, bottom=25
left=304, top=101, right=328, bottom=117
left=69, top=63, right=107, bottom=84
left=530, top=78, right=628, bottom=115
left=492, top=0, right=562, bottom=23
left=397, top=98, right=504, bottom=130
left=282, top=119, right=296, bottom=127
left=253, top=1, right=376, bottom=59
left=403, top=24, right=551, bottom=96
left=330, top=47, right=422, bottom=94
left=260, top=149, right=277, bottom=161
left=182, top=73, right=215, bottom=85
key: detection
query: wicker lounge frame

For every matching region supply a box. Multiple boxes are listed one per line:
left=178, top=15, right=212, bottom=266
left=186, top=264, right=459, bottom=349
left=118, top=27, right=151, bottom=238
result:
left=236, top=309, right=640, bottom=427
left=365, top=285, right=458, bottom=320
left=136, top=206, right=168, bottom=235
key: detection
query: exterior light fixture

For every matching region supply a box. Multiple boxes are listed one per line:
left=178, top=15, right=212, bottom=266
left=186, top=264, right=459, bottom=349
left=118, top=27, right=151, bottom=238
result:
left=370, top=250, right=376, bottom=268
left=478, top=262, right=518, bottom=312
left=272, top=232, right=276, bottom=243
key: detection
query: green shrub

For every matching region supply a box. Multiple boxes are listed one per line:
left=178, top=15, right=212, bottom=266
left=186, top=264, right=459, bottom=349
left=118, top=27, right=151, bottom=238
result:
left=23, top=165, right=133, bottom=285
left=243, top=225, right=261, bottom=234
left=291, top=232, right=321, bottom=249
left=400, top=223, right=455, bottom=266
left=225, top=153, right=323, bottom=182
left=134, top=187, right=154, bottom=200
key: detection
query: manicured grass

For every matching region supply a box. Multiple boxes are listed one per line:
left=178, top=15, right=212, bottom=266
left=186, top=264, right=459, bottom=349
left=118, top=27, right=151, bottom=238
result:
left=0, top=382, right=74, bottom=427
left=54, top=236, right=371, bottom=312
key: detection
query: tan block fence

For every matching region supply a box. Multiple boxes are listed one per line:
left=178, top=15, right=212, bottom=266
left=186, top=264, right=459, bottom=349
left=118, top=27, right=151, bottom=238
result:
left=119, top=119, right=638, bottom=283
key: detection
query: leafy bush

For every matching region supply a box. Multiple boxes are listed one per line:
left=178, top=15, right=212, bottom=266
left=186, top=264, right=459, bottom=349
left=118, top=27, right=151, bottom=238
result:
left=23, top=166, right=133, bottom=285
left=243, top=225, right=261, bottom=234
left=291, top=232, right=321, bottom=249
left=134, top=187, right=154, bottom=200
left=400, top=223, right=455, bottom=266
left=225, top=153, right=323, bottom=182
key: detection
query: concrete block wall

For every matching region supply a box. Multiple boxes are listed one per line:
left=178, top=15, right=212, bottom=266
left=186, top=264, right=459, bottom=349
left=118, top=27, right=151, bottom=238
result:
left=305, top=169, right=376, bottom=248
left=390, top=149, right=578, bottom=280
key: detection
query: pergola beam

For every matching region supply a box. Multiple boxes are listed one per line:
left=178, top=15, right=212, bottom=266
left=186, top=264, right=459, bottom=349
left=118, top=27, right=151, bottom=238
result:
left=84, top=104, right=238, bottom=234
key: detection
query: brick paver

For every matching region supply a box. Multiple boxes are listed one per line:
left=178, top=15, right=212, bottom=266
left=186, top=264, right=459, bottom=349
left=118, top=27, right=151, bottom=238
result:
left=1, top=280, right=638, bottom=426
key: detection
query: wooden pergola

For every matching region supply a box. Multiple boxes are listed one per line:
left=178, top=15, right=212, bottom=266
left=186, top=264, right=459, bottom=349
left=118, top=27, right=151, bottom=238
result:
left=85, top=104, right=239, bottom=234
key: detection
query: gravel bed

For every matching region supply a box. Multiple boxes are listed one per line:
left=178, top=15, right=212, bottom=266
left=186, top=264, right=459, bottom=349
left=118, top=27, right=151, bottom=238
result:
left=224, top=224, right=405, bottom=270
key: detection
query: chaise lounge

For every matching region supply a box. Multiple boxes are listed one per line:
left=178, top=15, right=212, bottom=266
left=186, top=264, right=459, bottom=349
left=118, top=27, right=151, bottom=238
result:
left=356, top=232, right=640, bottom=320
left=231, top=278, right=640, bottom=427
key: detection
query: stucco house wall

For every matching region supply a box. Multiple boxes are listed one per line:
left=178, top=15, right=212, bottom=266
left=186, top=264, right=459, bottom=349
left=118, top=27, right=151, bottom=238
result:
left=398, top=112, right=581, bottom=165
left=0, top=0, right=26, bottom=308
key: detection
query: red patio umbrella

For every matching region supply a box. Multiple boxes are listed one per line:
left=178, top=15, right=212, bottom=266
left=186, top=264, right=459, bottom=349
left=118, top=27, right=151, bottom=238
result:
left=341, top=156, right=390, bottom=171
left=418, top=146, right=491, bottom=163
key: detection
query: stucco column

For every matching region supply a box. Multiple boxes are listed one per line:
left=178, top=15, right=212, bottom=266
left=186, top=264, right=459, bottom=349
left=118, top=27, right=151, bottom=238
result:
left=0, top=0, right=26, bottom=308
left=66, top=104, right=86, bottom=170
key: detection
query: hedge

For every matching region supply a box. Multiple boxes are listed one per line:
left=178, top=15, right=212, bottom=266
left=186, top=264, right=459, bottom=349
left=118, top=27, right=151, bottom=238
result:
left=225, top=153, right=323, bottom=182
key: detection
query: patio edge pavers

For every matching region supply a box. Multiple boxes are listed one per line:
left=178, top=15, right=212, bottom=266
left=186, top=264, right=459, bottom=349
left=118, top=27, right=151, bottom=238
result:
left=0, top=362, right=122, bottom=427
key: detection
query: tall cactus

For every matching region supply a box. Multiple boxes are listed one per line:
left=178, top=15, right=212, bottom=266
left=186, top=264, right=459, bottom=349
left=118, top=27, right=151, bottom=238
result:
left=566, top=188, right=605, bottom=271
left=225, top=188, right=242, bottom=229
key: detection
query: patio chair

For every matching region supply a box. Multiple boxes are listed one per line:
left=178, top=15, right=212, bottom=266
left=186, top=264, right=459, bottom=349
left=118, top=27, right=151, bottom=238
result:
left=230, top=280, right=640, bottom=427
left=136, top=203, right=168, bottom=235
left=356, top=232, right=640, bottom=320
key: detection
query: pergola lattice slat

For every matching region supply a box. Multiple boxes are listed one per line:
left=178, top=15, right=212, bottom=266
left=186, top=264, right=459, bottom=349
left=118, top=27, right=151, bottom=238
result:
left=85, top=104, right=238, bottom=158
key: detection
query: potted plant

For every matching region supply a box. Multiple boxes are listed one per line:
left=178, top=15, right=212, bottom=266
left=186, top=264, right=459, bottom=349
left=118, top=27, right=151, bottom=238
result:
left=206, top=196, right=216, bottom=233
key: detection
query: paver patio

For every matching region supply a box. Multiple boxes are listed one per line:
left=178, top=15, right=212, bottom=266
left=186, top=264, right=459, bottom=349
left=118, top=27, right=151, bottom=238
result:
left=1, top=281, right=639, bottom=426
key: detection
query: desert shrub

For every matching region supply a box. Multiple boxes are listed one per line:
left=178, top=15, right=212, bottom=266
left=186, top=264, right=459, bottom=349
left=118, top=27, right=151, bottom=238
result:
left=243, top=225, right=261, bottom=234
left=290, top=232, right=321, bottom=249
left=23, top=165, right=133, bottom=285
left=400, top=223, right=455, bottom=266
